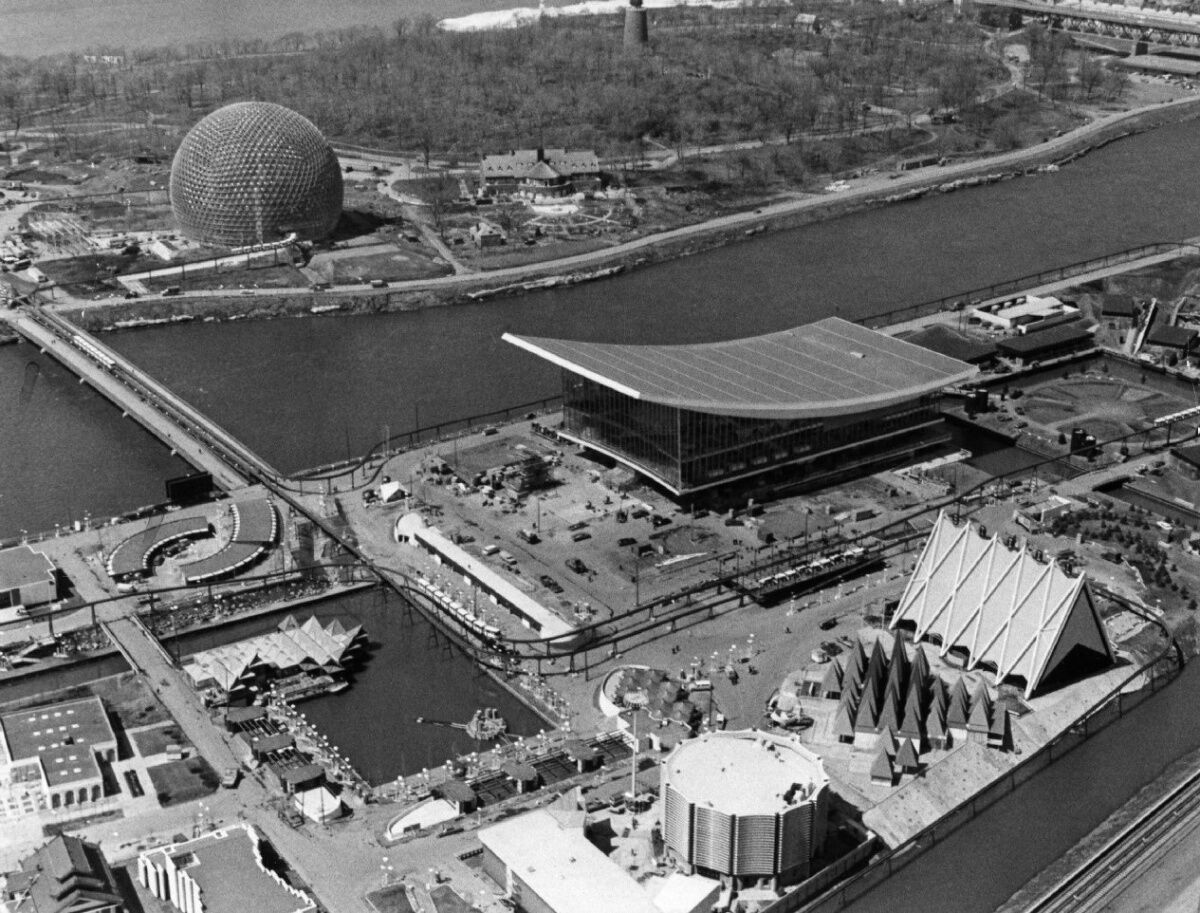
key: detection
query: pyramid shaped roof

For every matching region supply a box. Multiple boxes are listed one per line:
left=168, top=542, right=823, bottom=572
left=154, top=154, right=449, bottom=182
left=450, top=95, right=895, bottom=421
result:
left=879, top=727, right=898, bottom=756
left=870, top=746, right=895, bottom=782
left=947, top=683, right=970, bottom=728
left=854, top=685, right=879, bottom=732
left=926, top=703, right=947, bottom=741
left=820, top=659, right=844, bottom=694
left=911, top=644, right=931, bottom=686
left=931, top=675, right=948, bottom=710
left=833, top=702, right=856, bottom=741
left=866, top=640, right=889, bottom=693
left=968, top=688, right=992, bottom=733
left=876, top=686, right=902, bottom=733
left=887, top=641, right=909, bottom=695
left=844, top=641, right=866, bottom=688
left=895, top=737, right=920, bottom=770
left=988, top=703, right=1008, bottom=740
left=899, top=684, right=925, bottom=739
left=890, top=511, right=1115, bottom=697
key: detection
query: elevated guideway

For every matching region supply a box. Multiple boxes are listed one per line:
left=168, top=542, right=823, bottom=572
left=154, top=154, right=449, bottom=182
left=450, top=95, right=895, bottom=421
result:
left=1, top=305, right=279, bottom=491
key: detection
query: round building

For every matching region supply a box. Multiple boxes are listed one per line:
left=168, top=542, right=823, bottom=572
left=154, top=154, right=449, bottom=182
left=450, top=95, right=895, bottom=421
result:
left=169, top=102, right=343, bottom=247
left=662, top=730, right=829, bottom=890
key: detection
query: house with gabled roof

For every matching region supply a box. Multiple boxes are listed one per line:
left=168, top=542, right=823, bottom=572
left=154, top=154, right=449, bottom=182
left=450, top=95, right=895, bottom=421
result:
left=479, top=147, right=601, bottom=197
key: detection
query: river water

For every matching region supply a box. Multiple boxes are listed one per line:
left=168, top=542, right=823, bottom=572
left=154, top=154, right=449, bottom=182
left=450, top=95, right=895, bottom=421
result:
left=0, top=342, right=187, bottom=540
left=0, top=0, right=574, bottom=57
left=8, top=116, right=1200, bottom=538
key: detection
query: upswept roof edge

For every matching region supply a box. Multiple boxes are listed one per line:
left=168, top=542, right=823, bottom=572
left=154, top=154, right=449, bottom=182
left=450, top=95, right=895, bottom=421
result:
left=503, top=318, right=978, bottom=419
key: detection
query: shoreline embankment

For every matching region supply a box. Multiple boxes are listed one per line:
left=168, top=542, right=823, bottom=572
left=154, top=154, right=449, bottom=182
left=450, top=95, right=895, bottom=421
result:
left=51, top=94, right=1200, bottom=335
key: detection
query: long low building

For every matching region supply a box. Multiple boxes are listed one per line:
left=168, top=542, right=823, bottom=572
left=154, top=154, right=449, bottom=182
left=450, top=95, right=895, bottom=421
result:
left=394, top=513, right=579, bottom=642
left=504, top=317, right=976, bottom=498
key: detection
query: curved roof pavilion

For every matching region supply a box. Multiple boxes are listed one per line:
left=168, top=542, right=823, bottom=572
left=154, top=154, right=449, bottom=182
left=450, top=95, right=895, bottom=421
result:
left=503, top=317, right=977, bottom=420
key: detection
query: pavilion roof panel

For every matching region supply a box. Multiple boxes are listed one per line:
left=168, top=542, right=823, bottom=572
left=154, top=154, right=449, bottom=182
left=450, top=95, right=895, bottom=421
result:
left=504, top=317, right=976, bottom=419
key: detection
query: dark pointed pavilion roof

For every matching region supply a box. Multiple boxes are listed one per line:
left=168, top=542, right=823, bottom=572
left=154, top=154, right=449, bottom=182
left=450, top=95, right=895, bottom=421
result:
left=895, top=737, right=920, bottom=771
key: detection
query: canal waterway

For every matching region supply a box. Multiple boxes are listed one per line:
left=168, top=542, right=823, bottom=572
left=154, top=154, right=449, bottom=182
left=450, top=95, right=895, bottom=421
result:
left=165, top=587, right=549, bottom=784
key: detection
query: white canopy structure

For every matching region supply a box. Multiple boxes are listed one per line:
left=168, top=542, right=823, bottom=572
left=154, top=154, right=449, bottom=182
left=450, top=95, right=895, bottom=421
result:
left=890, top=512, right=1114, bottom=697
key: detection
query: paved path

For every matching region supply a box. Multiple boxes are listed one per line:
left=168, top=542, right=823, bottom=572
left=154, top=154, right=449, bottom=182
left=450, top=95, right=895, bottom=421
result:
left=99, top=615, right=240, bottom=774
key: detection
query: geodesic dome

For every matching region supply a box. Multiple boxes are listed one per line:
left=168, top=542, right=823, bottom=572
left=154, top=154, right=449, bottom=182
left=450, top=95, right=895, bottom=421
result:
left=170, top=102, right=343, bottom=247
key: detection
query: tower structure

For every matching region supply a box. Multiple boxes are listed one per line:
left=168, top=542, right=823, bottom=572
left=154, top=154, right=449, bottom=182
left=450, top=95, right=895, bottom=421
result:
left=624, top=0, right=649, bottom=48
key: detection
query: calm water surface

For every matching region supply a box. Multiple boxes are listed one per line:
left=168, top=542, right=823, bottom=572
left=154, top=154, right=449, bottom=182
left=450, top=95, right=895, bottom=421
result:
left=0, top=0, right=568, bottom=57
left=0, top=342, right=187, bottom=539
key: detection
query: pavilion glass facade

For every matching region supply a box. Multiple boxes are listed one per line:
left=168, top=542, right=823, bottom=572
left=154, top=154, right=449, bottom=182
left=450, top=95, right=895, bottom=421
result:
left=562, top=372, right=944, bottom=494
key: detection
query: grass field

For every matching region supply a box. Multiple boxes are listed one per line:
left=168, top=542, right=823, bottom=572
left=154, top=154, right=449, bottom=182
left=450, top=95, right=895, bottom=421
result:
left=147, top=758, right=219, bottom=807
left=141, top=263, right=310, bottom=292
left=365, top=885, right=415, bottom=913
left=131, top=724, right=186, bottom=758
left=315, top=249, right=450, bottom=284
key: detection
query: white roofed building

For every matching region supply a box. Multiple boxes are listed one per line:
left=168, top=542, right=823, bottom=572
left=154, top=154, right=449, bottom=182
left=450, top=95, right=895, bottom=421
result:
left=889, top=512, right=1115, bottom=698
left=478, top=809, right=718, bottom=913
left=661, top=730, right=829, bottom=890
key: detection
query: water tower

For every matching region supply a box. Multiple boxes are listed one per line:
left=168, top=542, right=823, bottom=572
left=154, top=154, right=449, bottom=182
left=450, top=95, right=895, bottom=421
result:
left=624, top=0, right=649, bottom=48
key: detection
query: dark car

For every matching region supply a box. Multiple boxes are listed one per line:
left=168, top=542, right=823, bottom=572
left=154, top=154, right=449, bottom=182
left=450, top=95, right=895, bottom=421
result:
left=819, top=618, right=838, bottom=631
left=566, top=557, right=588, bottom=574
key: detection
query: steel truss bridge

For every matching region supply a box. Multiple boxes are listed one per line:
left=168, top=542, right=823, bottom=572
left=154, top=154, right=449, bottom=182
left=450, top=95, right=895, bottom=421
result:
left=976, top=0, right=1200, bottom=46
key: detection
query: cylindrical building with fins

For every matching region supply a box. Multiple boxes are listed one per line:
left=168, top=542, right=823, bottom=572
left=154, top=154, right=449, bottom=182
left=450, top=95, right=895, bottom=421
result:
left=170, top=101, right=343, bottom=247
left=662, top=730, right=829, bottom=890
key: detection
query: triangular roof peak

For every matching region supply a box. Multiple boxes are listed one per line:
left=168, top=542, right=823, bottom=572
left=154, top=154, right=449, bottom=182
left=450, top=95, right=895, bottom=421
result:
left=889, top=511, right=1113, bottom=698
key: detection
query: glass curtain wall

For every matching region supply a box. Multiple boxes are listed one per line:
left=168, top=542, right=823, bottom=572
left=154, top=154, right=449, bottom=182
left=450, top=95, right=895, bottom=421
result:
left=563, top=371, right=941, bottom=492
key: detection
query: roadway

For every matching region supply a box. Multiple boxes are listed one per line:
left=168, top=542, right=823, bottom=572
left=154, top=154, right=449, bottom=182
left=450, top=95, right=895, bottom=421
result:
left=98, top=614, right=241, bottom=775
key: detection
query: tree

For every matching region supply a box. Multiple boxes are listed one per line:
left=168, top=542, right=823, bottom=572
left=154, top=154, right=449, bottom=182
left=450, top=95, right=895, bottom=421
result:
left=1077, top=54, right=1105, bottom=99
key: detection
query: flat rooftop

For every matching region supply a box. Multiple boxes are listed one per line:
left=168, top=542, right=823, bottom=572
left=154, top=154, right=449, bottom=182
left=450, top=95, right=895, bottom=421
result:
left=504, top=317, right=977, bottom=419
left=0, top=545, right=55, bottom=589
left=143, top=825, right=313, bottom=913
left=663, top=730, right=828, bottom=816
left=1, top=696, right=115, bottom=766
left=479, top=809, right=660, bottom=913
